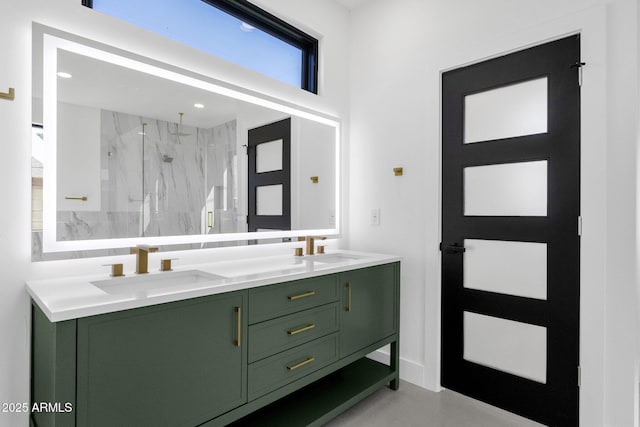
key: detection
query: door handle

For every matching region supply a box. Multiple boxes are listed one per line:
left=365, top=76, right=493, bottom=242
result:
left=441, top=243, right=466, bottom=254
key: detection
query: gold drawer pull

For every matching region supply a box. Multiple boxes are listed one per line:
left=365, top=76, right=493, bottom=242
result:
left=287, top=356, right=315, bottom=371
left=235, top=306, right=241, bottom=347
left=65, top=196, right=88, bottom=201
left=287, top=324, right=316, bottom=336
left=288, top=291, right=315, bottom=301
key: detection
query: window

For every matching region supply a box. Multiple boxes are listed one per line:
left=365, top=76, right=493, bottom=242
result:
left=83, top=0, right=318, bottom=93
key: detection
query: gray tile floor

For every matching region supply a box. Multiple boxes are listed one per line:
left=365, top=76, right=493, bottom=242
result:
left=324, top=381, right=546, bottom=427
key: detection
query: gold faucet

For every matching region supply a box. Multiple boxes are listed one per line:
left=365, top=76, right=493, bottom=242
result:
left=305, top=236, right=326, bottom=256
left=131, top=245, right=158, bottom=274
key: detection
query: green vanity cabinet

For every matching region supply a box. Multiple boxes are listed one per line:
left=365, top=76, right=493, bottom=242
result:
left=31, top=261, right=400, bottom=427
left=31, top=305, right=76, bottom=427
left=75, top=291, right=247, bottom=427
left=339, top=264, right=398, bottom=358
left=31, top=290, right=247, bottom=427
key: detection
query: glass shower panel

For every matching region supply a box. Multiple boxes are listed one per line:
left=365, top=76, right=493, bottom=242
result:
left=205, top=120, right=239, bottom=235
left=141, top=116, right=205, bottom=237
left=94, top=110, right=144, bottom=239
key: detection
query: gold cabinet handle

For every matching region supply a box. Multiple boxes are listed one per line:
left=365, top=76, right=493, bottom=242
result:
left=288, top=291, right=315, bottom=301
left=287, top=356, right=315, bottom=371
left=346, top=282, right=352, bottom=312
left=287, top=324, right=316, bottom=336
left=235, top=306, right=241, bottom=347
left=207, top=211, right=214, bottom=228
left=65, top=196, right=88, bottom=201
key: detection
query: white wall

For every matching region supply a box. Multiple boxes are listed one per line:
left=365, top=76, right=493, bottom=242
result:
left=348, top=0, right=637, bottom=426
left=57, top=102, right=101, bottom=212
left=292, top=117, right=336, bottom=230
left=0, top=1, right=349, bottom=426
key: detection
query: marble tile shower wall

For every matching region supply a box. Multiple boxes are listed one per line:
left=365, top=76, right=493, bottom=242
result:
left=206, top=120, right=243, bottom=236
left=33, top=111, right=239, bottom=260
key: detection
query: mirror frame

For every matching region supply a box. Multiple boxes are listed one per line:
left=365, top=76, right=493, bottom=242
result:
left=35, top=25, right=340, bottom=253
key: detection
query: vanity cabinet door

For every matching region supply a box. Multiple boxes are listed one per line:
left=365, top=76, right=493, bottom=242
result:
left=340, top=263, right=399, bottom=357
left=76, top=291, right=247, bottom=427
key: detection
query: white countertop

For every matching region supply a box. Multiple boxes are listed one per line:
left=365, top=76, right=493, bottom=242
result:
left=26, top=250, right=401, bottom=322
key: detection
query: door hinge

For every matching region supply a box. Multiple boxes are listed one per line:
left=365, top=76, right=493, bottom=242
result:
left=578, top=216, right=582, bottom=237
left=439, top=242, right=442, bottom=252
left=571, top=61, right=586, bottom=87
left=578, top=366, right=581, bottom=387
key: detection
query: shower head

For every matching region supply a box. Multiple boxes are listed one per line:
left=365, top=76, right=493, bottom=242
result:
left=170, top=112, right=191, bottom=137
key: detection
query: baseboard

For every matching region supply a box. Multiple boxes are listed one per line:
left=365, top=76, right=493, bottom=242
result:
left=367, top=349, right=424, bottom=388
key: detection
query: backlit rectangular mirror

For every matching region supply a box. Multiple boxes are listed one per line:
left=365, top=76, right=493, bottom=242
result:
left=32, top=25, right=340, bottom=260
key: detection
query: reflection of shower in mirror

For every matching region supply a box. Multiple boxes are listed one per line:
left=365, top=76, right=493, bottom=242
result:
left=170, top=112, right=191, bottom=141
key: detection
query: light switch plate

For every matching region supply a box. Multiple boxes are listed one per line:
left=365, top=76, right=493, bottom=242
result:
left=370, top=208, right=380, bottom=225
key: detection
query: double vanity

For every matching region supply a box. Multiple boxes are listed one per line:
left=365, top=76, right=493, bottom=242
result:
left=30, top=23, right=397, bottom=427
left=28, top=250, right=400, bottom=427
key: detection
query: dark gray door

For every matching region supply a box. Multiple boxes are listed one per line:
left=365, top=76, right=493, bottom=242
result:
left=247, top=118, right=291, bottom=232
left=441, top=36, right=581, bottom=426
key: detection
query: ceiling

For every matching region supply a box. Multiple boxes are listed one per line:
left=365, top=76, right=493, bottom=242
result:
left=55, top=48, right=281, bottom=129
left=333, top=0, right=376, bottom=10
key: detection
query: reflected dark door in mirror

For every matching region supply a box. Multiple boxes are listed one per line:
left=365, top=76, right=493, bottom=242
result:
left=248, top=118, right=291, bottom=232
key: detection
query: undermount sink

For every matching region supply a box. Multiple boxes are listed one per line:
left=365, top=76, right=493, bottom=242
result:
left=92, top=270, right=227, bottom=296
left=309, top=253, right=366, bottom=264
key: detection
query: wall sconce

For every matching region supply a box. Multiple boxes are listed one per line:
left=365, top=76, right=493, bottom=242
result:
left=393, top=167, right=403, bottom=176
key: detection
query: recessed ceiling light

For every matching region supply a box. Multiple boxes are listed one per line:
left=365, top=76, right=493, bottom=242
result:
left=194, top=103, right=205, bottom=109
left=57, top=72, right=72, bottom=79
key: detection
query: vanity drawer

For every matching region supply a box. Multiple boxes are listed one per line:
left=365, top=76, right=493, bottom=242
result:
left=248, top=303, right=339, bottom=363
left=248, top=333, right=339, bottom=401
left=248, top=274, right=338, bottom=324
